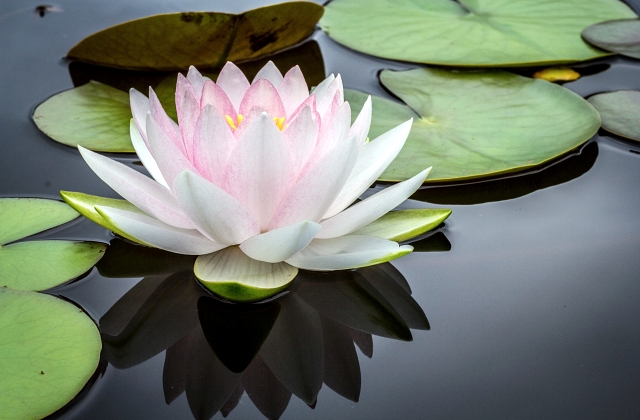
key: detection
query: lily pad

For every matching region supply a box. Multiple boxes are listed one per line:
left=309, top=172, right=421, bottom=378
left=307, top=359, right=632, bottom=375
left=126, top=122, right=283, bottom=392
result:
left=582, top=19, right=640, bottom=60
left=0, top=287, right=101, bottom=419
left=33, top=82, right=134, bottom=152
left=321, top=0, right=636, bottom=67
left=195, top=246, right=298, bottom=302
left=346, top=68, right=601, bottom=182
left=588, top=90, right=640, bottom=141
left=67, top=2, right=324, bottom=71
left=533, top=67, right=581, bottom=82
left=0, top=198, right=106, bottom=291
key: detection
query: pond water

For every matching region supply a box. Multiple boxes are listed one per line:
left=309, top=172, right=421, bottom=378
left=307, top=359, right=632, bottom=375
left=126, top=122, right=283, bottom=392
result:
left=2, top=0, right=640, bottom=418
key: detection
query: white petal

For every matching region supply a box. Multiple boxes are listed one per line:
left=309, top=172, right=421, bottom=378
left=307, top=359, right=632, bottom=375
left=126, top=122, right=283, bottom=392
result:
left=324, top=119, right=413, bottom=218
left=348, top=95, right=372, bottom=146
left=240, top=220, right=321, bottom=263
left=285, top=235, right=413, bottom=271
left=217, top=62, right=251, bottom=111
left=130, top=88, right=150, bottom=142
left=78, top=146, right=193, bottom=229
left=222, top=112, right=294, bottom=231
left=173, top=170, right=260, bottom=245
left=278, top=65, right=309, bottom=117
left=146, top=112, right=198, bottom=188
left=129, top=119, right=168, bottom=188
left=95, top=205, right=225, bottom=255
left=187, top=66, right=206, bottom=99
left=316, top=75, right=343, bottom=116
left=252, top=61, right=284, bottom=87
left=191, top=105, right=236, bottom=186
left=269, top=137, right=358, bottom=230
left=281, top=104, right=320, bottom=176
left=317, top=168, right=431, bottom=239
left=310, top=74, right=334, bottom=99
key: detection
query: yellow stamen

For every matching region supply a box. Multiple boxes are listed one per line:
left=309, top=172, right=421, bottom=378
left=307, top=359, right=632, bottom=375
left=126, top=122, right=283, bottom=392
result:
left=273, top=117, right=285, bottom=131
left=224, top=114, right=244, bottom=130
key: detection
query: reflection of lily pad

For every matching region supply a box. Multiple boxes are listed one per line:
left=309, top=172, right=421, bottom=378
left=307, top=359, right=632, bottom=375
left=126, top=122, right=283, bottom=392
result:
left=321, top=0, right=636, bottom=66
left=346, top=68, right=601, bottom=182
left=67, top=3, right=324, bottom=71
left=588, top=90, right=640, bottom=141
left=0, top=288, right=101, bottom=419
left=582, top=19, right=640, bottom=60
left=0, top=198, right=106, bottom=291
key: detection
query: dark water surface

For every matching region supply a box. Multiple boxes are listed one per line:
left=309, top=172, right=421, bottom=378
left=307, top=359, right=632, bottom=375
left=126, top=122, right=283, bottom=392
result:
left=2, top=0, right=640, bottom=419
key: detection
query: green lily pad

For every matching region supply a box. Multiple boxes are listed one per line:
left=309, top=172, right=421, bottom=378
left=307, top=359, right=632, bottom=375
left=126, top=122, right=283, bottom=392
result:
left=0, top=198, right=106, bottom=291
left=321, top=0, right=636, bottom=67
left=33, top=81, right=134, bottom=153
left=588, top=90, right=640, bottom=141
left=0, top=198, right=78, bottom=245
left=195, top=246, right=298, bottom=302
left=0, top=287, right=101, bottom=419
left=67, top=2, right=324, bottom=71
left=353, top=209, right=451, bottom=242
left=346, top=68, right=601, bottom=182
left=582, top=19, right=640, bottom=60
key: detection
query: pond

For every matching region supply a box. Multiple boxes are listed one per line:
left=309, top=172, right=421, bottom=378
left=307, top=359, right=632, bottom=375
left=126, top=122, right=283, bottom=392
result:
left=1, top=0, right=640, bottom=418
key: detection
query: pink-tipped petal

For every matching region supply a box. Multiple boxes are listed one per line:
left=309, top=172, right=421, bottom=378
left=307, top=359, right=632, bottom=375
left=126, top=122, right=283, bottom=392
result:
left=146, top=113, right=198, bottom=188
left=252, top=61, right=284, bottom=87
left=192, top=105, right=236, bottom=186
left=178, top=88, right=200, bottom=161
left=149, top=88, right=184, bottom=154
left=130, top=88, right=150, bottom=143
left=187, top=66, right=207, bottom=99
left=286, top=95, right=317, bottom=122
left=317, top=168, right=431, bottom=239
left=240, top=220, right=321, bottom=263
left=323, top=119, right=413, bottom=218
left=239, top=79, right=286, bottom=118
left=78, top=146, right=194, bottom=229
left=285, top=235, right=413, bottom=271
left=95, top=205, right=225, bottom=255
left=307, top=101, right=352, bottom=169
left=269, top=137, right=358, bottom=230
left=233, top=105, right=269, bottom=140
left=316, top=75, right=343, bottom=116
left=173, top=170, right=260, bottom=245
left=281, top=104, right=319, bottom=176
left=222, top=113, right=294, bottom=231
left=217, top=62, right=251, bottom=111
left=200, top=80, right=236, bottom=117
left=129, top=119, right=168, bottom=188
left=348, top=95, right=372, bottom=146
left=278, top=66, right=309, bottom=117
left=175, top=73, right=198, bottom=119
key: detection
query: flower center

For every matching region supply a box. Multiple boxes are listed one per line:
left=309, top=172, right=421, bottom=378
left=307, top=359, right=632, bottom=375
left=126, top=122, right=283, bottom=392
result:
left=224, top=114, right=285, bottom=131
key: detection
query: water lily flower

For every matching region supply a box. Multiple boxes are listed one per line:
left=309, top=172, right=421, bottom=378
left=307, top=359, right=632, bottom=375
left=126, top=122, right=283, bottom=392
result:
left=62, top=61, right=436, bottom=301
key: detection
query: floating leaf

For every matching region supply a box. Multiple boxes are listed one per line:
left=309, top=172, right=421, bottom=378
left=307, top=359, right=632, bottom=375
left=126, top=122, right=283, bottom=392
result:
left=0, top=288, right=101, bottom=419
left=533, top=67, right=581, bottom=82
left=195, top=247, right=298, bottom=302
left=33, top=82, right=134, bottom=152
left=321, top=0, right=636, bottom=66
left=582, top=19, right=640, bottom=60
left=0, top=198, right=78, bottom=245
left=588, top=90, right=640, bottom=141
left=67, top=2, right=324, bottom=71
left=0, top=198, right=106, bottom=291
left=352, top=209, right=451, bottom=242
left=346, top=68, right=601, bottom=182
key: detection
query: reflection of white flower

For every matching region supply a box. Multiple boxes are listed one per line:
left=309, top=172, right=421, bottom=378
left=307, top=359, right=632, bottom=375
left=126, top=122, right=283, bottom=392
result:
left=71, top=61, right=430, bottom=296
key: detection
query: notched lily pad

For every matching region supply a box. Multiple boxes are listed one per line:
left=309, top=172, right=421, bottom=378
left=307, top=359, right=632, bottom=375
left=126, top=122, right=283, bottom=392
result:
left=67, top=2, right=324, bottom=71
left=321, top=0, right=636, bottom=67
left=0, top=198, right=106, bottom=291
left=582, top=19, right=640, bottom=60
left=0, top=288, right=101, bottom=419
left=33, top=81, right=134, bottom=153
left=588, top=90, right=640, bottom=141
left=346, top=68, right=601, bottom=182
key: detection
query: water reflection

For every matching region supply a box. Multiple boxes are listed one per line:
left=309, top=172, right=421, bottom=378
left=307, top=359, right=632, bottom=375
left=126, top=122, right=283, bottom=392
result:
left=411, top=141, right=598, bottom=205
left=98, top=242, right=429, bottom=420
